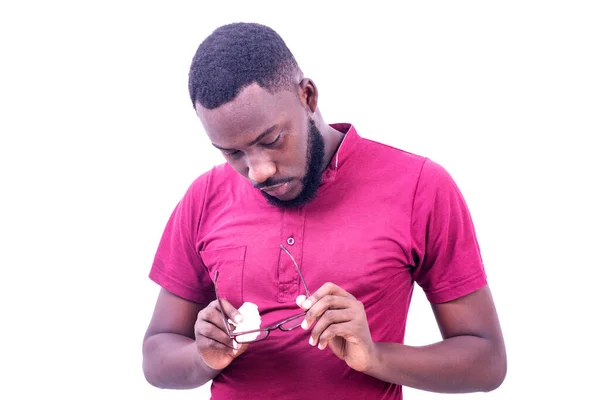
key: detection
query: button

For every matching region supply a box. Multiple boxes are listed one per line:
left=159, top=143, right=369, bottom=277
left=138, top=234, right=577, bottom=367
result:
left=287, top=237, right=295, bottom=245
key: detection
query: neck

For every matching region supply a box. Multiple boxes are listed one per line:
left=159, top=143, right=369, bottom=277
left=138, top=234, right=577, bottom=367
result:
left=313, top=113, right=344, bottom=173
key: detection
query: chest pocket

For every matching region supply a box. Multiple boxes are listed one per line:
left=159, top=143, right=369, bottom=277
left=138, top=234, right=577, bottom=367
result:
left=200, top=246, right=246, bottom=308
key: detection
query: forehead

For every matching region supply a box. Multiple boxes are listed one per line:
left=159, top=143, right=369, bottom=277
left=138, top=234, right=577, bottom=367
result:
left=196, top=83, right=302, bottom=146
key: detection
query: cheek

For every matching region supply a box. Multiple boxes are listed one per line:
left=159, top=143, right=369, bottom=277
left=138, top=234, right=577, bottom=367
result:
left=282, top=144, right=307, bottom=173
left=225, top=156, right=248, bottom=177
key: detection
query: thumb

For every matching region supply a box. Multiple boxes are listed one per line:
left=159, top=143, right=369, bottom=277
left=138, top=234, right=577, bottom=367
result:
left=231, top=340, right=250, bottom=358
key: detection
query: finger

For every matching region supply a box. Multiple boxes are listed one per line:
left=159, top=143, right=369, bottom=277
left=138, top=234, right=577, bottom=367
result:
left=196, top=318, right=251, bottom=355
left=307, top=308, right=354, bottom=346
left=196, top=302, right=251, bottom=357
left=198, top=301, right=235, bottom=332
left=317, top=322, right=357, bottom=350
left=218, top=298, right=244, bottom=324
left=197, top=301, right=244, bottom=347
left=231, top=341, right=250, bottom=357
left=296, top=295, right=306, bottom=307
left=299, top=282, right=355, bottom=310
left=227, top=339, right=249, bottom=354
left=301, top=295, right=355, bottom=329
left=196, top=332, right=250, bottom=360
left=196, top=328, right=235, bottom=350
left=196, top=313, right=236, bottom=348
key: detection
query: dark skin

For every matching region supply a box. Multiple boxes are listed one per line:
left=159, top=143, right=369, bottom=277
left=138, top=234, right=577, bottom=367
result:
left=143, top=78, right=507, bottom=392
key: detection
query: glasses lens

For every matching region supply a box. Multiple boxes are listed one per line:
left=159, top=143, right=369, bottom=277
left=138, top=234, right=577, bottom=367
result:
left=279, top=314, right=305, bottom=331
left=235, top=330, right=268, bottom=344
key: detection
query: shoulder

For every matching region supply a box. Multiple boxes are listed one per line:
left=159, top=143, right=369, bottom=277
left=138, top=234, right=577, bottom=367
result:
left=352, top=134, right=461, bottom=199
left=181, top=163, right=249, bottom=213
left=354, top=136, right=430, bottom=180
left=362, top=135, right=426, bottom=163
left=416, top=158, right=461, bottom=193
left=186, top=163, right=240, bottom=195
left=359, top=135, right=455, bottom=187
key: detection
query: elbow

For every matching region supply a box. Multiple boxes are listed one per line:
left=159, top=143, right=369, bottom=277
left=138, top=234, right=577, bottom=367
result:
left=482, top=350, right=507, bottom=392
left=483, top=370, right=506, bottom=392
left=142, top=338, right=168, bottom=389
left=143, top=356, right=165, bottom=389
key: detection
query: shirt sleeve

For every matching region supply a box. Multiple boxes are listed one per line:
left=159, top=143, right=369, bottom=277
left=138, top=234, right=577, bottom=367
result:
left=148, top=174, right=216, bottom=305
left=410, top=159, right=488, bottom=304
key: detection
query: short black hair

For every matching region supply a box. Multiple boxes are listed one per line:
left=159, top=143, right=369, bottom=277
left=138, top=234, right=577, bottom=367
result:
left=188, top=22, right=301, bottom=109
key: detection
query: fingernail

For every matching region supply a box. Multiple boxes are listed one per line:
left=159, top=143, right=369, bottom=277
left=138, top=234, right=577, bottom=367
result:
left=302, top=300, right=312, bottom=309
left=234, top=314, right=243, bottom=324
left=233, top=340, right=239, bottom=350
left=318, top=342, right=325, bottom=350
left=296, top=295, right=306, bottom=306
left=301, top=319, right=308, bottom=330
left=309, top=337, right=315, bottom=346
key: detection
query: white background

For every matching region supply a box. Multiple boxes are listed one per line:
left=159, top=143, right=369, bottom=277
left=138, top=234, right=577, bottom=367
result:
left=1, top=1, right=598, bottom=398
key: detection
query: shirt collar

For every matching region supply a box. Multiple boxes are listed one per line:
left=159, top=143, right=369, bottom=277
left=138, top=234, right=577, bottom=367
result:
left=321, top=123, right=360, bottom=183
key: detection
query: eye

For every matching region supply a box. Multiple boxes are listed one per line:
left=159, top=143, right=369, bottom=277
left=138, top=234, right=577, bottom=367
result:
left=263, top=133, right=282, bottom=148
left=223, top=149, right=241, bottom=157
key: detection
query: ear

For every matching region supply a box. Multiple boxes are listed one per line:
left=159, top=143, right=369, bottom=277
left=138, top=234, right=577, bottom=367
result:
left=297, top=78, right=318, bottom=113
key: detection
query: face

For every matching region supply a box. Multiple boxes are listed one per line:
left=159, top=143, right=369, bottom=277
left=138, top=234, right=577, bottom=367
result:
left=195, top=83, right=325, bottom=209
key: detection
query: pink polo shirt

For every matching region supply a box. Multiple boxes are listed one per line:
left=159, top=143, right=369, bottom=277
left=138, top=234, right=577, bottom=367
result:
left=149, top=123, right=487, bottom=399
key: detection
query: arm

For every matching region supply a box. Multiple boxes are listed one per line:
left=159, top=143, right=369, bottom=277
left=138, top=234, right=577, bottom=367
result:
left=142, top=288, right=247, bottom=389
left=367, top=285, right=506, bottom=393
left=299, top=283, right=506, bottom=394
left=142, top=288, right=216, bottom=389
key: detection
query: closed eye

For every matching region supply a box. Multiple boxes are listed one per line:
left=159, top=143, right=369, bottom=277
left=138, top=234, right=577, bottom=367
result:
left=223, top=149, right=241, bottom=157
left=263, top=133, right=281, bottom=148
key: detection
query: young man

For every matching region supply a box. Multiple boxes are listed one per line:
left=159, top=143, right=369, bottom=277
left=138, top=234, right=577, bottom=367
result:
left=142, top=22, right=506, bottom=399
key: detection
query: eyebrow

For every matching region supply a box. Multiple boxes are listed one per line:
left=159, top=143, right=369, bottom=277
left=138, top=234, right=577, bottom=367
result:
left=212, top=124, right=278, bottom=151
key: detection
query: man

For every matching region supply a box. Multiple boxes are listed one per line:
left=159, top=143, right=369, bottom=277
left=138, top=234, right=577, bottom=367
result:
left=142, top=22, right=507, bottom=399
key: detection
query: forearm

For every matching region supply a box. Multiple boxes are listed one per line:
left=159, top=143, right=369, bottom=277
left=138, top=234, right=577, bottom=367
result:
left=143, top=333, right=221, bottom=389
left=366, top=336, right=506, bottom=393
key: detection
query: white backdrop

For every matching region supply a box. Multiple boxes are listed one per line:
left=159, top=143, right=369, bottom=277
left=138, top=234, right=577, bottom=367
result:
left=1, top=1, right=598, bottom=398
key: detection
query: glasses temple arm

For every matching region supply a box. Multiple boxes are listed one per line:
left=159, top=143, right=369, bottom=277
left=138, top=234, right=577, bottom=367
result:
left=279, top=244, right=311, bottom=297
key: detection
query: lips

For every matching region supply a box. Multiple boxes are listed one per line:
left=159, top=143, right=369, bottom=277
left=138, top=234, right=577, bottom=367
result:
left=261, top=181, right=291, bottom=198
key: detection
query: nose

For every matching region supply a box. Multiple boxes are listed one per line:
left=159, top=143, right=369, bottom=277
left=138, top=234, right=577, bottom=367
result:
left=246, top=154, right=276, bottom=184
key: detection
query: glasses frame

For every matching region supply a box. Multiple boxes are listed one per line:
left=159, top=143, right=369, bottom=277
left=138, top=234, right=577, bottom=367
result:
left=214, top=244, right=311, bottom=344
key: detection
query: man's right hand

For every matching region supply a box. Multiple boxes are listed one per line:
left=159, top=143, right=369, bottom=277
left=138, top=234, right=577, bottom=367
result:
left=194, top=298, right=249, bottom=370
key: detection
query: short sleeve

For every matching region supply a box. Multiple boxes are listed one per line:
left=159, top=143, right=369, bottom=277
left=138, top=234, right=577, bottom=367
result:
left=410, top=159, right=487, bottom=304
left=148, top=175, right=216, bottom=305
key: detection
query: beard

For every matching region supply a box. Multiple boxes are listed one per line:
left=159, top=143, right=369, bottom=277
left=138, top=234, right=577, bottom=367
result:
left=261, top=118, right=325, bottom=209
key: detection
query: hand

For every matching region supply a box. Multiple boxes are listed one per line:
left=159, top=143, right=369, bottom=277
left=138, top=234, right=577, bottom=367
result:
left=194, top=298, right=249, bottom=370
left=297, top=282, right=376, bottom=372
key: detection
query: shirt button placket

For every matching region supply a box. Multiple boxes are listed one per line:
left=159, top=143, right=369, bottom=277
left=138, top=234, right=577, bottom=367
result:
left=279, top=208, right=305, bottom=302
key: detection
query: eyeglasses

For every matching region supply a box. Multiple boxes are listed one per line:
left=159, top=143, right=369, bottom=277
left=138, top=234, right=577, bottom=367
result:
left=214, top=244, right=311, bottom=344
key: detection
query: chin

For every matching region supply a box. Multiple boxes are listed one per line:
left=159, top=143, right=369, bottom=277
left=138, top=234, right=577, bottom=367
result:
left=263, top=183, right=312, bottom=209
left=279, top=183, right=303, bottom=201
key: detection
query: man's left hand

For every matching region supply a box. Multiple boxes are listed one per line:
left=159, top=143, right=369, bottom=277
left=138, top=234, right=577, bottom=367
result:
left=296, top=282, right=376, bottom=372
